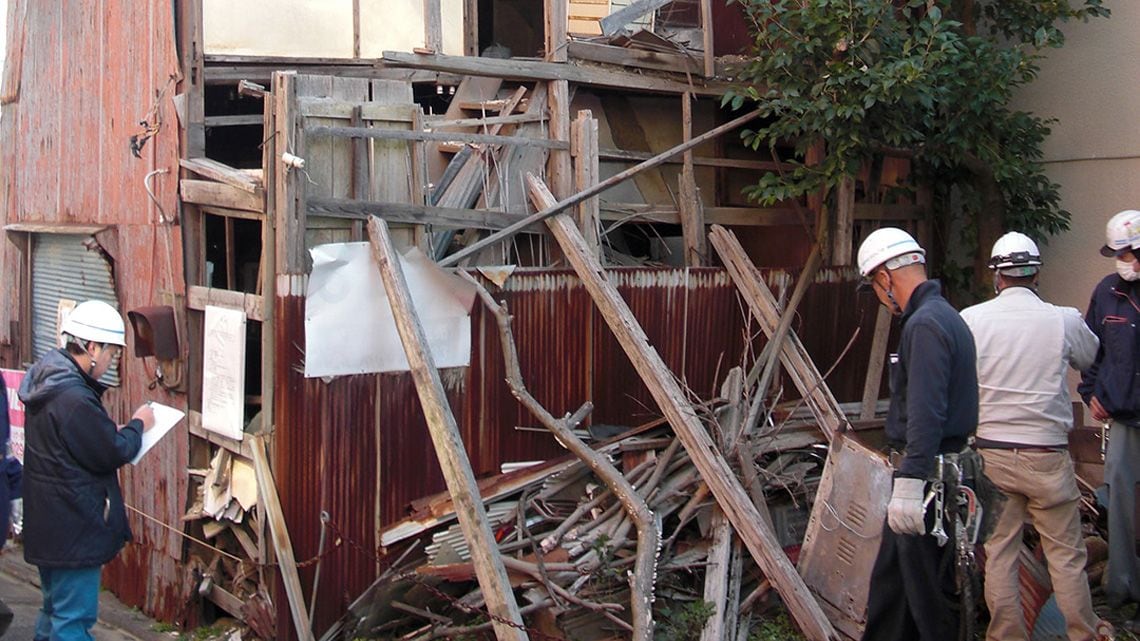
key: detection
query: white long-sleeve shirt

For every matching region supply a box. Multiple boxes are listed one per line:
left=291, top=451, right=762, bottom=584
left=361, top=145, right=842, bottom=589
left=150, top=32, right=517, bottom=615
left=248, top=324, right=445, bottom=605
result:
left=960, top=286, right=1100, bottom=447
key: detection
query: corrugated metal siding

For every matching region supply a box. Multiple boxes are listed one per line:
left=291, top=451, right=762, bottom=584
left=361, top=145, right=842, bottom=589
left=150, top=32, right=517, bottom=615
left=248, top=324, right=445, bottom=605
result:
left=0, top=1, right=188, bottom=621
left=275, top=265, right=877, bottom=637
left=30, top=233, right=121, bottom=386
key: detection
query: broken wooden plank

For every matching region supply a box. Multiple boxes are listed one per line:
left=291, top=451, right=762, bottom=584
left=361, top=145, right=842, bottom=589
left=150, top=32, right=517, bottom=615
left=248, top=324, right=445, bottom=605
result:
left=424, top=0, right=442, bottom=53
left=250, top=435, right=316, bottom=641
left=860, top=306, right=892, bottom=421
left=679, top=93, right=706, bottom=266
left=527, top=175, right=839, bottom=641
left=180, top=179, right=263, bottom=213
left=307, top=197, right=523, bottom=230
left=599, top=0, right=673, bottom=35
left=381, top=51, right=735, bottom=97
left=367, top=218, right=528, bottom=641
left=708, top=225, right=849, bottom=442
left=700, top=0, right=715, bottom=77
left=567, top=40, right=701, bottom=75
left=699, top=510, right=734, bottom=641
left=572, top=110, right=601, bottom=254
left=307, top=124, right=568, bottom=149
left=425, top=112, right=545, bottom=130
left=186, top=285, right=265, bottom=321
left=180, top=157, right=264, bottom=194
left=438, top=108, right=763, bottom=267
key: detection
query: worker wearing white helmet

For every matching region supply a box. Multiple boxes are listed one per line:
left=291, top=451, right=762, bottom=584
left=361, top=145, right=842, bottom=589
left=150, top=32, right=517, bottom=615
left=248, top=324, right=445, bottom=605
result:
left=962, top=232, right=1106, bottom=641
left=1080, top=210, right=1140, bottom=626
left=856, top=228, right=981, bottom=641
left=17, top=300, right=154, bottom=641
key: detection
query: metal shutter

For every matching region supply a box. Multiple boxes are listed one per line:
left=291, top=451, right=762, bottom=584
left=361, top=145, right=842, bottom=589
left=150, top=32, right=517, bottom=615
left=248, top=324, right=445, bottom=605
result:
left=31, top=234, right=121, bottom=386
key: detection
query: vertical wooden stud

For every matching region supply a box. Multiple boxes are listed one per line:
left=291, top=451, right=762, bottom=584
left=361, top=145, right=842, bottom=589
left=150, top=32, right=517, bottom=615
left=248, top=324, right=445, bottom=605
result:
left=572, top=109, right=601, bottom=255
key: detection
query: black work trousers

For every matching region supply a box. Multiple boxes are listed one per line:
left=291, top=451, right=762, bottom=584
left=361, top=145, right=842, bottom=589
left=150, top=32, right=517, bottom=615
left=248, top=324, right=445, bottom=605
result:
left=861, top=522, right=959, bottom=641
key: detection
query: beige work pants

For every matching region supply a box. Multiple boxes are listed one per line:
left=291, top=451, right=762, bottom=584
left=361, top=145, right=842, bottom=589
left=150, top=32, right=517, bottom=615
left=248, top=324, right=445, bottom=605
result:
left=980, top=448, right=1097, bottom=641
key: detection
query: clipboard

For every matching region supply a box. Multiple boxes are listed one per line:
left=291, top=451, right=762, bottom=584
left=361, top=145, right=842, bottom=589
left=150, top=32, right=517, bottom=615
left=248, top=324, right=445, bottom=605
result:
left=131, top=402, right=185, bottom=465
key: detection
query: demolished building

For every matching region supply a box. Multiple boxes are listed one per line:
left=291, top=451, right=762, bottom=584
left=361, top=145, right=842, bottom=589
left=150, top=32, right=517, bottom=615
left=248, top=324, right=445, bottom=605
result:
left=0, top=2, right=1103, bottom=640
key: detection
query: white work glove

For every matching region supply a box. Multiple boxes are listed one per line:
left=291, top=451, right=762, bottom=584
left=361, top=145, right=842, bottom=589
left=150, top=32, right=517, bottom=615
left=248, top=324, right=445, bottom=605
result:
left=887, top=477, right=927, bottom=536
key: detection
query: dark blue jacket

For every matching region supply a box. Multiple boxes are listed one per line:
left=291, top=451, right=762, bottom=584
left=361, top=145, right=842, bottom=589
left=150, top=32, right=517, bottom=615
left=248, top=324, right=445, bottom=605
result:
left=0, top=376, right=9, bottom=537
left=18, top=349, right=142, bottom=568
left=887, top=280, right=979, bottom=479
left=1079, top=275, right=1140, bottom=423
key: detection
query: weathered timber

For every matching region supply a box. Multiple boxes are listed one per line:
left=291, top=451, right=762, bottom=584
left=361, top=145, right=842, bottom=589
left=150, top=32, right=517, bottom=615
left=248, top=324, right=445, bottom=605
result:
left=679, top=93, right=706, bottom=266
left=599, top=0, right=673, bottom=35
left=527, top=176, right=839, bottom=641
left=598, top=147, right=788, bottom=171
left=187, top=285, right=265, bottom=321
left=367, top=218, right=528, bottom=641
left=708, top=226, right=848, bottom=441
left=250, top=435, right=316, bottom=641
left=180, top=179, right=263, bottom=212
left=438, top=108, right=763, bottom=267
left=308, top=197, right=523, bottom=230
left=834, top=177, right=855, bottom=265
left=860, top=306, right=892, bottom=421
left=380, top=51, right=736, bottom=96
left=567, top=40, right=701, bottom=75
left=571, top=110, right=601, bottom=253
left=307, top=124, right=567, bottom=150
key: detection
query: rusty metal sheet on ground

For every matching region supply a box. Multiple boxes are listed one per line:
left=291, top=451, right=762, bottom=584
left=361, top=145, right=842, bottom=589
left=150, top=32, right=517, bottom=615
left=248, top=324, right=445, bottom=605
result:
left=798, top=433, right=891, bottom=640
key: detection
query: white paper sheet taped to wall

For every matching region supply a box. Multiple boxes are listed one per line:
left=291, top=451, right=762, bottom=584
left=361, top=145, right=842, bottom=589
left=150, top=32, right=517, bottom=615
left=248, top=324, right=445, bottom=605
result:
left=304, top=243, right=477, bottom=378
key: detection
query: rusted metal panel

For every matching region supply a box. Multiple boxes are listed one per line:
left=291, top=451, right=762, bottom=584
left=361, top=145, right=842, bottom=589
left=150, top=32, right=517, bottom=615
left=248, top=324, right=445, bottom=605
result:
left=273, top=265, right=877, bottom=637
left=0, top=0, right=188, bottom=621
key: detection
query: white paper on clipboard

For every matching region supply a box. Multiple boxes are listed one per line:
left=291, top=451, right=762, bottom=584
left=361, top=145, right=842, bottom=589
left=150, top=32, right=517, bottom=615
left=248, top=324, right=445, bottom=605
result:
left=130, top=402, right=185, bottom=465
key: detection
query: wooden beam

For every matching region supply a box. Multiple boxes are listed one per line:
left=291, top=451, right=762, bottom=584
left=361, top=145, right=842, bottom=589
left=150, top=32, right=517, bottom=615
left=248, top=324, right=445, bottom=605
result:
left=572, top=110, right=601, bottom=254
left=187, top=411, right=255, bottom=460
left=599, top=0, right=672, bottom=36
left=859, top=306, right=892, bottom=421
left=424, top=0, right=443, bottom=53
left=250, top=435, right=316, bottom=641
left=380, top=51, right=736, bottom=97
left=834, top=177, right=855, bottom=265
left=679, top=93, right=706, bottom=266
left=308, top=198, right=524, bottom=230
left=527, top=176, right=838, bottom=641
left=598, top=147, right=787, bottom=172
left=700, top=0, right=714, bottom=78
left=567, top=40, right=700, bottom=76
left=699, top=510, right=733, bottom=641
left=464, top=0, right=478, bottom=56
left=306, top=124, right=568, bottom=150
left=180, top=179, right=263, bottom=212
left=545, top=0, right=568, bottom=62
left=187, top=285, right=265, bottom=321
left=426, top=112, right=545, bottom=130
left=181, top=157, right=264, bottom=193
left=272, top=72, right=306, bottom=274
left=366, top=218, right=528, bottom=641
left=602, top=204, right=800, bottom=227
left=204, top=114, right=264, bottom=127
left=439, top=108, right=763, bottom=267
left=708, top=225, right=848, bottom=442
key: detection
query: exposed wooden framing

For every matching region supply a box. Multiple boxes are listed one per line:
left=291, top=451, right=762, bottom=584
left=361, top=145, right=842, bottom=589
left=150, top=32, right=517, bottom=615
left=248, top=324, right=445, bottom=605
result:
left=439, top=108, right=763, bottom=267
left=545, top=0, right=569, bottom=62
left=424, top=0, right=443, bottom=53
left=528, top=176, right=839, bottom=641
left=307, top=124, right=568, bottom=150
left=464, top=0, right=478, bottom=56
left=380, top=51, right=736, bottom=97
left=205, top=65, right=460, bottom=86
left=224, top=217, right=235, bottom=289
left=204, top=582, right=246, bottom=618
left=273, top=72, right=306, bottom=274
left=3, top=223, right=106, bottom=235
left=567, top=40, right=701, bottom=76
left=187, top=285, right=265, bottom=321
left=699, top=509, right=733, bottom=641
left=306, top=199, right=524, bottom=231
left=679, top=93, right=706, bottom=266
left=181, top=157, right=264, bottom=194
left=426, top=112, right=545, bottom=130
left=251, top=436, right=316, bottom=641
left=367, top=218, right=528, bottom=641
left=602, top=204, right=801, bottom=226
left=353, top=0, right=361, bottom=58
left=176, top=0, right=205, bottom=157
left=204, top=114, right=264, bottom=127
left=599, top=148, right=787, bottom=172
left=572, top=110, right=601, bottom=254
left=708, top=225, right=848, bottom=441
left=860, top=306, right=892, bottom=421
left=700, top=0, right=715, bottom=78
left=202, top=203, right=265, bottom=223
left=603, top=94, right=673, bottom=206
left=180, top=180, right=264, bottom=213
left=548, top=78, right=573, bottom=200
left=259, top=70, right=278, bottom=480
left=188, top=411, right=255, bottom=459
left=599, top=0, right=672, bottom=36
left=834, top=177, right=855, bottom=265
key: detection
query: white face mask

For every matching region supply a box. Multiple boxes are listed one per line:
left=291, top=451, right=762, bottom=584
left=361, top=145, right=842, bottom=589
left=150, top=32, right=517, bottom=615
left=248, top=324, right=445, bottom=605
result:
left=1116, top=259, right=1140, bottom=282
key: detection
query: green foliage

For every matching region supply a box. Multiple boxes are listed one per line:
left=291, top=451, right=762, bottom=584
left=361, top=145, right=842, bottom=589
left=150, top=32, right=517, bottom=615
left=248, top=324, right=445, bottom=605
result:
left=653, top=600, right=716, bottom=641
left=749, top=612, right=807, bottom=641
left=725, top=0, right=1108, bottom=250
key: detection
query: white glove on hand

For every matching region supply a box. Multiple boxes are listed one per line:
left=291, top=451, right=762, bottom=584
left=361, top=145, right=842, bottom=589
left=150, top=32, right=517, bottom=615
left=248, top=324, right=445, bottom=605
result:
left=887, top=477, right=927, bottom=536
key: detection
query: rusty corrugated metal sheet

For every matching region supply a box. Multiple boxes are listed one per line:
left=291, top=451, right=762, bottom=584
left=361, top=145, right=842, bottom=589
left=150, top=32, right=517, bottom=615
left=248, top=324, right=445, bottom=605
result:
left=0, top=0, right=188, bottom=621
left=274, top=265, right=878, bottom=638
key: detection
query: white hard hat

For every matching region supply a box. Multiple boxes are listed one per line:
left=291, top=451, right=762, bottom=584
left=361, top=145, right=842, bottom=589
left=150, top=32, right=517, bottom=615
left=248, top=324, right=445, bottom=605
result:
left=988, top=231, right=1041, bottom=275
left=857, top=227, right=926, bottom=277
left=61, top=300, right=126, bottom=346
left=1101, top=210, right=1140, bottom=256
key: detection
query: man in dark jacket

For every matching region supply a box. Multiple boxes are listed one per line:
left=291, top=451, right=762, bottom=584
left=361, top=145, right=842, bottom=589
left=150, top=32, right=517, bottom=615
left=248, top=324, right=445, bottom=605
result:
left=0, top=375, right=13, bottom=636
left=855, top=228, right=979, bottom=641
left=1080, top=210, right=1140, bottom=626
left=18, top=300, right=153, bottom=641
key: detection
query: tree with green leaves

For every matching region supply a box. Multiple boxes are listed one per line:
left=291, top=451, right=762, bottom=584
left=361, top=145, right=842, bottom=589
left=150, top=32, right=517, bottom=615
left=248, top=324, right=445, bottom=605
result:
left=726, top=0, right=1109, bottom=297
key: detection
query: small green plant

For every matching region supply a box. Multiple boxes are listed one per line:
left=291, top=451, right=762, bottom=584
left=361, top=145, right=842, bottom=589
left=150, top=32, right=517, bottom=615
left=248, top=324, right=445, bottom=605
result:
left=654, top=600, right=715, bottom=641
left=750, top=612, right=806, bottom=641
left=152, top=622, right=179, bottom=634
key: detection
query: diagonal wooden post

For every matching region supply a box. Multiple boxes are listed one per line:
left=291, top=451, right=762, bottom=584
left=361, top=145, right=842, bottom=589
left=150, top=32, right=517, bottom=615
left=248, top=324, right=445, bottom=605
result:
left=525, top=174, right=839, bottom=641
left=367, top=218, right=529, bottom=641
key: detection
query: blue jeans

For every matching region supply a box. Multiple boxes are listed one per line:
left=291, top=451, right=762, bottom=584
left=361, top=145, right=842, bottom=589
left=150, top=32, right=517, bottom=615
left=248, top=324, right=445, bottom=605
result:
left=33, top=566, right=101, bottom=641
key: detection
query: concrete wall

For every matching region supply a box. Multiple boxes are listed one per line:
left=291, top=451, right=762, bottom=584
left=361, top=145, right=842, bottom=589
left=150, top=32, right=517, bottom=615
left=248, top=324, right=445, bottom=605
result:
left=1011, top=0, right=1140, bottom=313
left=204, top=0, right=466, bottom=58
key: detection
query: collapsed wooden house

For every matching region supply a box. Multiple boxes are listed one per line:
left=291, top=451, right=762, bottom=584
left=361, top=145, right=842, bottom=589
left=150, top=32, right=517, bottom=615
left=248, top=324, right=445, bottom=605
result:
left=1, top=1, right=1041, bottom=640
